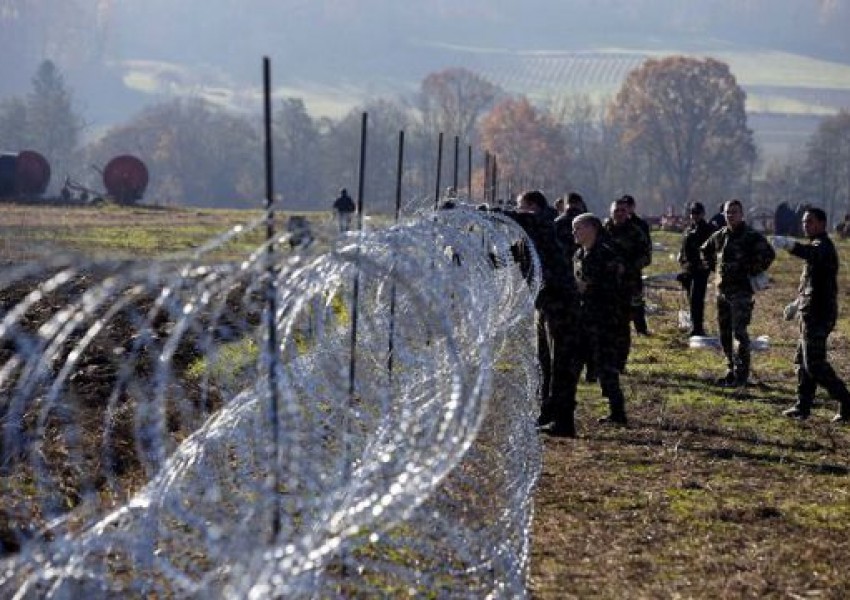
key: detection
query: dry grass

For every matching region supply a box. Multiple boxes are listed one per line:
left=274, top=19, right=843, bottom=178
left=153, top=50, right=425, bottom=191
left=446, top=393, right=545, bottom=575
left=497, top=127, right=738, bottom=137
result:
left=0, top=203, right=339, bottom=262
left=530, top=230, right=850, bottom=599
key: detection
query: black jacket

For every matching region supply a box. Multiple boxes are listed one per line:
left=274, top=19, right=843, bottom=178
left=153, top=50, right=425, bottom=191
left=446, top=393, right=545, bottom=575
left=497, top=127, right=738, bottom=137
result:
left=790, top=232, right=840, bottom=324
left=678, top=219, right=716, bottom=274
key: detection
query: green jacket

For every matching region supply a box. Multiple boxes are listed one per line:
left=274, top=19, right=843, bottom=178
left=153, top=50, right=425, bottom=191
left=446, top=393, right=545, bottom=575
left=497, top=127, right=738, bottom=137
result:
left=700, top=223, right=775, bottom=296
left=574, top=233, right=626, bottom=324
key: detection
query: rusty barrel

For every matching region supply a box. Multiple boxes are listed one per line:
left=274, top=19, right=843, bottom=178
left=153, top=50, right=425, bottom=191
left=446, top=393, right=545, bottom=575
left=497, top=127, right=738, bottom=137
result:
left=103, top=155, right=149, bottom=203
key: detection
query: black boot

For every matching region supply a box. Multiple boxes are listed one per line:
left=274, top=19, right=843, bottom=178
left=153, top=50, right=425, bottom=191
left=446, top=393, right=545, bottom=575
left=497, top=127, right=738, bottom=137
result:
left=736, top=350, right=750, bottom=387
left=536, top=398, right=555, bottom=428
left=633, top=305, right=650, bottom=336
left=599, top=389, right=627, bottom=425
left=546, top=416, right=577, bottom=438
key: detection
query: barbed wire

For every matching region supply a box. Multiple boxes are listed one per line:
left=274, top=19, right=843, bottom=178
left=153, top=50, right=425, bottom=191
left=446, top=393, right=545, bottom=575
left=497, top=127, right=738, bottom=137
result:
left=0, top=206, right=543, bottom=598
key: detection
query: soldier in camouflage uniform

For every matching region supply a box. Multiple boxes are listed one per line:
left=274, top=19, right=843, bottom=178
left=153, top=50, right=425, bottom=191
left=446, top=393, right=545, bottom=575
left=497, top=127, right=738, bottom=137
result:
left=677, top=201, right=717, bottom=337
left=622, top=194, right=653, bottom=335
left=605, top=198, right=651, bottom=372
left=700, top=199, right=776, bottom=386
left=507, top=190, right=580, bottom=437
left=774, top=207, right=850, bottom=423
left=573, top=213, right=628, bottom=425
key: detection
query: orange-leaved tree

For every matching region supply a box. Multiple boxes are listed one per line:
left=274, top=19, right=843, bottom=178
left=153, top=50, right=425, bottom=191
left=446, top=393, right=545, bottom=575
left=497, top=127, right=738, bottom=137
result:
left=478, top=96, right=568, bottom=196
left=608, top=56, right=756, bottom=209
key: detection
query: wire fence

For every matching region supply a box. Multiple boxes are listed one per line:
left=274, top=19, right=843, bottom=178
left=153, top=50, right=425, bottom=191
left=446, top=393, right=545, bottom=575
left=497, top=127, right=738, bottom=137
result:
left=0, top=205, right=543, bottom=598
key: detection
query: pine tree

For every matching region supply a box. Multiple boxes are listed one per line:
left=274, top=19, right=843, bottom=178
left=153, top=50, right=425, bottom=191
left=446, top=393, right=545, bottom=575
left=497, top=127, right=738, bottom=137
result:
left=25, top=60, right=83, bottom=181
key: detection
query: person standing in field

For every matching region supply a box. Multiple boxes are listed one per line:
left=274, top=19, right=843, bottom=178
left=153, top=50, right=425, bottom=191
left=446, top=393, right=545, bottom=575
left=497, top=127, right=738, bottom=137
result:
left=556, top=191, right=598, bottom=382
left=700, top=199, right=775, bottom=387
left=572, top=212, right=628, bottom=425
left=604, top=198, right=650, bottom=372
left=676, top=201, right=717, bottom=337
left=621, top=194, right=652, bottom=335
left=333, top=188, right=356, bottom=233
left=506, top=190, right=580, bottom=437
left=773, top=207, right=850, bottom=423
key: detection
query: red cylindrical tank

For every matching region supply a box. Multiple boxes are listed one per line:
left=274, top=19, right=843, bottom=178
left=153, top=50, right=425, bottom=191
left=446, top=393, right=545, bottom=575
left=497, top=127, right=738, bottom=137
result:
left=14, top=150, right=51, bottom=195
left=103, top=155, right=149, bottom=203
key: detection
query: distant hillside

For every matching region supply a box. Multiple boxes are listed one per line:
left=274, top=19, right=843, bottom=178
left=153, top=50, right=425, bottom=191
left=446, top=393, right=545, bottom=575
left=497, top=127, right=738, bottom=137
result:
left=429, top=45, right=850, bottom=161
left=4, top=0, right=850, bottom=162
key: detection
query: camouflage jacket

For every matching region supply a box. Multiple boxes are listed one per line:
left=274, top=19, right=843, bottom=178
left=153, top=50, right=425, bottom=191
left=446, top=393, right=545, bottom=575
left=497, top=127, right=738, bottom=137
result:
left=700, top=222, right=775, bottom=296
left=574, top=233, right=626, bottom=324
left=604, top=219, right=650, bottom=292
left=789, top=232, right=839, bottom=323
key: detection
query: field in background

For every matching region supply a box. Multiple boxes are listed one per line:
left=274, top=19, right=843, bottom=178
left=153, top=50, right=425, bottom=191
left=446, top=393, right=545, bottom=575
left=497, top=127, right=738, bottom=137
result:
left=0, top=204, right=343, bottom=262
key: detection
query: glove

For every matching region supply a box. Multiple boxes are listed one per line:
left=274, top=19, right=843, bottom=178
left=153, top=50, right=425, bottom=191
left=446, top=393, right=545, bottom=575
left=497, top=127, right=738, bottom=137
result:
left=783, top=300, right=799, bottom=321
left=771, top=235, right=795, bottom=250
left=749, top=271, right=770, bottom=292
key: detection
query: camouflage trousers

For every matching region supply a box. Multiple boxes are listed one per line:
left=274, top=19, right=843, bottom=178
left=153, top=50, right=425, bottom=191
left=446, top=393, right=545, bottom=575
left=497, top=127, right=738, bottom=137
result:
left=576, top=319, right=626, bottom=417
left=717, top=292, right=754, bottom=380
left=795, top=318, right=850, bottom=408
left=536, top=292, right=581, bottom=423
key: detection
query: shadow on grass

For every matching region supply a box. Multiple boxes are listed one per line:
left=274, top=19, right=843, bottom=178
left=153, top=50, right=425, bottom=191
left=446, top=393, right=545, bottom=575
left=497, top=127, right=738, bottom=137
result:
left=578, top=420, right=850, bottom=478
left=628, top=371, right=798, bottom=407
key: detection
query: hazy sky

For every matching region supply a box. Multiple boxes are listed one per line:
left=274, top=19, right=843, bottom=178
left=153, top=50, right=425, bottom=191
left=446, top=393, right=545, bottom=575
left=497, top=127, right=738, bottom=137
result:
left=1, top=0, right=849, bottom=123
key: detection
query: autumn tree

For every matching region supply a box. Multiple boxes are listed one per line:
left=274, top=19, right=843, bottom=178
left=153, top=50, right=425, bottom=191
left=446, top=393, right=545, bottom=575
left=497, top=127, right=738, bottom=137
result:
left=608, top=56, right=756, bottom=211
left=478, top=96, right=568, bottom=196
left=418, top=67, right=503, bottom=146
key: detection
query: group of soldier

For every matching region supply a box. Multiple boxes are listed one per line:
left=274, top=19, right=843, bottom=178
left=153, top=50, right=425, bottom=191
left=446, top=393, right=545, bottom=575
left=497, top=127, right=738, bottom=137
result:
left=504, top=191, right=850, bottom=438
left=504, top=191, right=652, bottom=437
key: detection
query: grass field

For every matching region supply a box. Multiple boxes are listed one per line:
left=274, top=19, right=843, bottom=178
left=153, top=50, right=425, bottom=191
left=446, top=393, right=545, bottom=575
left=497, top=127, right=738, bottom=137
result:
left=0, top=203, right=346, bottom=262
left=2, top=203, right=849, bottom=597
left=530, top=228, right=850, bottom=599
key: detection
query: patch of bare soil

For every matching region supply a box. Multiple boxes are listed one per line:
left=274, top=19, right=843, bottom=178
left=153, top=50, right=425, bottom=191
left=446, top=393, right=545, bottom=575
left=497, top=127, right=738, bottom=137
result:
left=0, top=272, right=252, bottom=555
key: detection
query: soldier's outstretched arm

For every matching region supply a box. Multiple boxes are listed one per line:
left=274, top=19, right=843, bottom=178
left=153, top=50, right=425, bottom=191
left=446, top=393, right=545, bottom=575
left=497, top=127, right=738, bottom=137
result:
left=789, top=238, right=827, bottom=262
